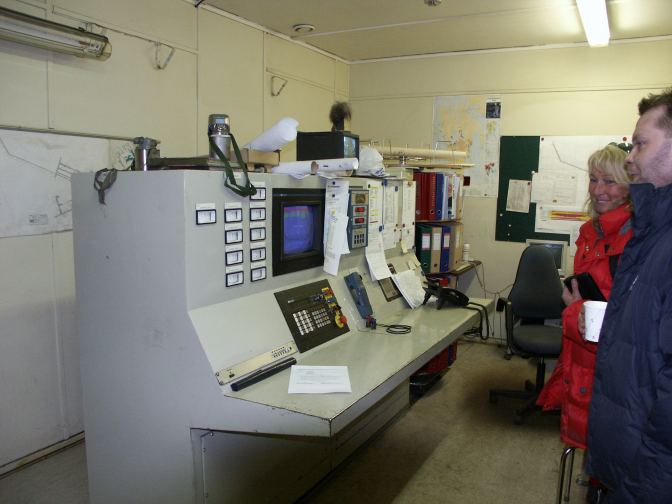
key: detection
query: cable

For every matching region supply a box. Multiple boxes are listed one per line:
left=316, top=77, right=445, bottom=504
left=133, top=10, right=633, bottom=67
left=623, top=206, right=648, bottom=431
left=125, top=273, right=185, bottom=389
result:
left=365, top=316, right=412, bottom=334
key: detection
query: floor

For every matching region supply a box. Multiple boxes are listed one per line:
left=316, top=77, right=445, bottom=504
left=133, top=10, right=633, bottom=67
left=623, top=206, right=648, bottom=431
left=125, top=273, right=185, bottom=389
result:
left=0, top=341, right=587, bottom=504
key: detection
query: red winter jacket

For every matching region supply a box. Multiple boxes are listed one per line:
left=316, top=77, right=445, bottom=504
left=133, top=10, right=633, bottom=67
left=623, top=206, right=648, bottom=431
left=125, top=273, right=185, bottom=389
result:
left=537, top=204, right=632, bottom=449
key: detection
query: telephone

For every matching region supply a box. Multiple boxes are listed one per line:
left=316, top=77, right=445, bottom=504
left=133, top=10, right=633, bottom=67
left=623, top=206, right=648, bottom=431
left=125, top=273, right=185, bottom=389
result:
left=345, top=272, right=373, bottom=318
left=422, top=279, right=470, bottom=310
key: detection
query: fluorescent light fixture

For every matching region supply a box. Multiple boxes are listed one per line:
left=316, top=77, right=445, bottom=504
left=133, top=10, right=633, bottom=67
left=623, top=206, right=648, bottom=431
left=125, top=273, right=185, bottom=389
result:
left=576, top=0, right=610, bottom=47
left=0, top=7, right=111, bottom=59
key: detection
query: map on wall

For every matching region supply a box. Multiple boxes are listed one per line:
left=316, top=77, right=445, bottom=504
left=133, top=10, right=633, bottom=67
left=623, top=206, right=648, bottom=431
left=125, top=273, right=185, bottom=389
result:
left=433, top=95, right=501, bottom=198
left=0, top=129, right=133, bottom=238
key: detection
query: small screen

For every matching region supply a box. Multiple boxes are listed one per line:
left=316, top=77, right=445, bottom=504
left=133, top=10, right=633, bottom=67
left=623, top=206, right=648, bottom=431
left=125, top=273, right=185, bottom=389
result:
left=526, top=240, right=565, bottom=272
left=343, top=136, right=357, bottom=158
left=283, top=205, right=315, bottom=255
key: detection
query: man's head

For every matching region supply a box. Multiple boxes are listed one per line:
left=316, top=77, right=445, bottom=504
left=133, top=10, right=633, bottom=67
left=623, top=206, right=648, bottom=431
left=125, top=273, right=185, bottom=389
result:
left=626, top=87, right=672, bottom=188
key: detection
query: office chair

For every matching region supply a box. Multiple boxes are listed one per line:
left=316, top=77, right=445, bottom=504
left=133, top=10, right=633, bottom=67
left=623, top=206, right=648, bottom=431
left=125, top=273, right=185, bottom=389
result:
left=489, top=246, right=564, bottom=425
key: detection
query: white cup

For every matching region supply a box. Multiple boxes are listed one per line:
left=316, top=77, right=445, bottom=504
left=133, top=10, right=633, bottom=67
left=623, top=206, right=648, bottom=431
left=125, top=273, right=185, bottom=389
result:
left=584, top=301, right=608, bottom=342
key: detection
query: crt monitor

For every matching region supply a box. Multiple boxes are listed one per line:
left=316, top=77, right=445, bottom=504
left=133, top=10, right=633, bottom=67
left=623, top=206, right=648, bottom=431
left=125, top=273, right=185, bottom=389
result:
left=525, top=239, right=567, bottom=277
left=272, top=188, right=325, bottom=276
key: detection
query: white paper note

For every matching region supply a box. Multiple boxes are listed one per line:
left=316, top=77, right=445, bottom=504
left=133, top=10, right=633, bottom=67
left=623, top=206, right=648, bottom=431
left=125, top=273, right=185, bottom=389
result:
left=288, top=365, right=352, bottom=394
left=366, top=233, right=391, bottom=280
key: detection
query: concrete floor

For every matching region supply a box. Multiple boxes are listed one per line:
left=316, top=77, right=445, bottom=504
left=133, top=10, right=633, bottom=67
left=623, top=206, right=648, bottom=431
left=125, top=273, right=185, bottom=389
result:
left=0, top=341, right=587, bottom=503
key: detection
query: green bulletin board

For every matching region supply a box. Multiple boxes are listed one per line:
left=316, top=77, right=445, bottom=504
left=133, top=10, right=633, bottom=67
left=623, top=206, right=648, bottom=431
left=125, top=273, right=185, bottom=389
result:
left=495, top=136, right=570, bottom=244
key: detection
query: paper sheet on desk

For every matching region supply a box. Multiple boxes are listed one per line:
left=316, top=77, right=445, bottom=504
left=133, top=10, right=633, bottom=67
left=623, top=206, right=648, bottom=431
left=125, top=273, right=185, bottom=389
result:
left=288, top=365, right=352, bottom=394
left=392, top=269, right=426, bottom=309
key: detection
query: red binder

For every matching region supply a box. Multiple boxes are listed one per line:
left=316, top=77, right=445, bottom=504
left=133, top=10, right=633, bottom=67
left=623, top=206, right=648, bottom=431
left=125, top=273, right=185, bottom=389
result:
left=427, top=173, right=437, bottom=220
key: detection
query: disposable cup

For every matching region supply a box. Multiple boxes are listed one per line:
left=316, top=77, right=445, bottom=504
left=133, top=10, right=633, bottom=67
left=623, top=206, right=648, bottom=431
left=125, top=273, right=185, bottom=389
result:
left=584, top=301, right=608, bottom=342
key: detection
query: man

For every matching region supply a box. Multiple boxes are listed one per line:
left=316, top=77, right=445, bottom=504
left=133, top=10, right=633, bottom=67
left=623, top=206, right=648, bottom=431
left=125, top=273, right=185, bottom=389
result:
left=588, top=87, right=672, bottom=503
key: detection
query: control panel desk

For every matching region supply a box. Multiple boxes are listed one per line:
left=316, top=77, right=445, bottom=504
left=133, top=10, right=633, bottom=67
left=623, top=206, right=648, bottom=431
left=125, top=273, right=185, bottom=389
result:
left=72, top=170, right=492, bottom=503
left=222, top=298, right=491, bottom=436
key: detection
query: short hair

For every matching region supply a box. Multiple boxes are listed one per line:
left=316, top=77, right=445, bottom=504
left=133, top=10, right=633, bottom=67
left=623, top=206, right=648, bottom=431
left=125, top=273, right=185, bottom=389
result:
left=586, top=144, right=630, bottom=221
left=638, top=87, right=672, bottom=136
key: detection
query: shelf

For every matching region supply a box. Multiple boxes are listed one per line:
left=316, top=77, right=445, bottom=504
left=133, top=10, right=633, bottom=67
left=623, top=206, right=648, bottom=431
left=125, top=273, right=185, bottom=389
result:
left=425, top=260, right=481, bottom=278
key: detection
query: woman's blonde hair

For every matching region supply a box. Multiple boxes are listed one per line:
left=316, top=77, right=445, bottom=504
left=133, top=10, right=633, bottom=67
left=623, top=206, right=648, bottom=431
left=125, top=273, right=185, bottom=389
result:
left=586, top=144, right=631, bottom=221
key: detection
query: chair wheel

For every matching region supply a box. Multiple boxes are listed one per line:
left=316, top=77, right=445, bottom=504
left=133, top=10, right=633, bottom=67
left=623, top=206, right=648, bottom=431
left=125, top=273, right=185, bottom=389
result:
left=489, top=392, right=498, bottom=404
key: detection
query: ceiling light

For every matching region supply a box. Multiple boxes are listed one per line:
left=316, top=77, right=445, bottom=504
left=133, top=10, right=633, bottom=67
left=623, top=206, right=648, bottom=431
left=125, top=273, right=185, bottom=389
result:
left=292, top=23, right=315, bottom=34
left=424, top=0, right=442, bottom=5
left=576, top=0, right=610, bottom=47
left=0, top=6, right=111, bottom=59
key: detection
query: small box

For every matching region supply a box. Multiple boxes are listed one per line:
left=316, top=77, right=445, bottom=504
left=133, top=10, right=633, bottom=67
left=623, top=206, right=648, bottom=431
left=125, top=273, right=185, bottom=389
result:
left=239, top=148, right=280, bottom=172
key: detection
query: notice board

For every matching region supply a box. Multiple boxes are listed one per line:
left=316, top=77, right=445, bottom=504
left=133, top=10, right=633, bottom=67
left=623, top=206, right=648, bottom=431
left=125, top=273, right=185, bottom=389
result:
left=495, top=136, right=570, bottom=244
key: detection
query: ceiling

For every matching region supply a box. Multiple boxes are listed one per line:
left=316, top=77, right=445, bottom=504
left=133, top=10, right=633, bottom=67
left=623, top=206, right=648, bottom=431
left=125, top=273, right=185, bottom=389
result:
left=203, top=0, right=672, bottom=62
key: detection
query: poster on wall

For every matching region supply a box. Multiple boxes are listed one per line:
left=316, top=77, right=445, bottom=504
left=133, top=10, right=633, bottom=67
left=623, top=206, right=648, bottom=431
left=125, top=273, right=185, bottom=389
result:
left=0, top=129, right=133, bottom=238
left=432, top=95, right=501, bottom=198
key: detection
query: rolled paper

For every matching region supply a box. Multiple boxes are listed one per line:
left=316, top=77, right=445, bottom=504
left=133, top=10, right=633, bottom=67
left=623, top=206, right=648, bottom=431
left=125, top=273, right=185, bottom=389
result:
left=246, top=117, right=299, bottom=151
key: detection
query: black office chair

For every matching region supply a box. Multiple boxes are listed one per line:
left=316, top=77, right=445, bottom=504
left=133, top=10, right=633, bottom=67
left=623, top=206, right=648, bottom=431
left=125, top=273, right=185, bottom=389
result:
left=489, top=246, right=564, bottom=424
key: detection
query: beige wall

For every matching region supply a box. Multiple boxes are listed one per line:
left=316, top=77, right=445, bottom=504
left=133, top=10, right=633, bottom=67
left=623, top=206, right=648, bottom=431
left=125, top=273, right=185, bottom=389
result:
left=350, top=40, right=672, bottom=309
left=0, top=0, right=347, bottom=469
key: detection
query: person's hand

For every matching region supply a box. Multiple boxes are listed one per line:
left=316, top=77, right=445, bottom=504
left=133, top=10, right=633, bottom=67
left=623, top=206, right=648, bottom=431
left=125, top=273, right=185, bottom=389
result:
left=562, top=278, right=582, bottom=306
left=578, top=305, right=586, bottom=336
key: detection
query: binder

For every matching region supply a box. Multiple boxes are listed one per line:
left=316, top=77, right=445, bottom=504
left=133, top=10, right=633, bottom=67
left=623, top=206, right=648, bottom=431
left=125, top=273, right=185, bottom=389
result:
left=430, top=226, right=442, bottom=273
left=427, top=173, right=437, bottom=220
left=413, top=172, right=425, bottom=220
left=415, top=224, right=432, bottom=273
left=434, top=172, right=444, bottom=220
left=440, top=226, right=451, bottom=272
left=442, top=174, right=451, bottom=220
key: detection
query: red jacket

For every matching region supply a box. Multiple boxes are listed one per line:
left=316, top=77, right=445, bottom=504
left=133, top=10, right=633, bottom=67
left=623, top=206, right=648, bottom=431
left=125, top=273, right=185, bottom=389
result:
left=537, top=204, right=632, bottom=449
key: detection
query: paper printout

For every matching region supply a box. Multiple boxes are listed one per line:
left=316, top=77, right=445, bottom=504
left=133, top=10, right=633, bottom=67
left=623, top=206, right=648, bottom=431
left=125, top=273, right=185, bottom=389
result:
left=366, top=233, right=391, bottom=280
left=288, top=365, right=352, bottom=394
left=506, top=179, right=531, bottom=213
left=392, top=270, right=426, bottom=309
left=400, top=181, right=416, bottom=251
left=323, top=213, right=349, bottom=275
left=367, top=179, right=383, bottom=244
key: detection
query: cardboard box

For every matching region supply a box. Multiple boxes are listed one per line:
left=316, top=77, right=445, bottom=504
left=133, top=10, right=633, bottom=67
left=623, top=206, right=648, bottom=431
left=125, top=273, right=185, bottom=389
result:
left=239, top=148, right=280, bottom=172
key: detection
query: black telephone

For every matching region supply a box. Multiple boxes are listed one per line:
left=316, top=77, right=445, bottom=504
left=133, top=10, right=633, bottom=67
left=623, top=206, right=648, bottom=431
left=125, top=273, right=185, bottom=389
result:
left=422, top=279, right=470, bottom=310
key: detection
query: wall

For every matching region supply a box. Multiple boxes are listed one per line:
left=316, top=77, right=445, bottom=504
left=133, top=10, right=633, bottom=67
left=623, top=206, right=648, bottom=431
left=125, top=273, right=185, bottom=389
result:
left=0, top=0, right=347, bottom=470
left=350, top=40, right=672, bottom=338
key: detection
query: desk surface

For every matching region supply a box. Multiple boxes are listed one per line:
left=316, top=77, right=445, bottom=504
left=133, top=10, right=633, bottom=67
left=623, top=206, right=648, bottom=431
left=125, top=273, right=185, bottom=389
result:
left=226, top=297, right=492, bottom=434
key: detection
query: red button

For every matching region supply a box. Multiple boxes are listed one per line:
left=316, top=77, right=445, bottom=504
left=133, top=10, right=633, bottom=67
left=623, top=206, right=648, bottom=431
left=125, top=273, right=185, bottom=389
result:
left=355, top=217, right=365, bottom=223
left=355, top=206, right=365, bottom=212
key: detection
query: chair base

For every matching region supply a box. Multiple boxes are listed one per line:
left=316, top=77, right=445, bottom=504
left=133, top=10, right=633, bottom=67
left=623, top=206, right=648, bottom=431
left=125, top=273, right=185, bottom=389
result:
left=489, top=358, right=547, bottom=424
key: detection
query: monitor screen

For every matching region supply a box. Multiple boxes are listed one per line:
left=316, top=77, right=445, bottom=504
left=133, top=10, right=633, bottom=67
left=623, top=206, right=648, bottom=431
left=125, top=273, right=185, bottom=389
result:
left=272, top=188, right=325, bottom=276
left=343, top=135, right=358, bottom=158
left=283, top=205, right=316, bottom=255
left=525, top=239, right=567, bottom=276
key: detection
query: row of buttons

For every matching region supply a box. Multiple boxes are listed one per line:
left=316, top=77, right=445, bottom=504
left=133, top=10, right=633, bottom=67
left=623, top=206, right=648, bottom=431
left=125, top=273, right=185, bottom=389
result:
left=224, top=207, right=266, bottom=223
left=225, top=247, right=266, bottom=266
left=226, top=266, right=267, bottom=287
left=225, top=227, right=266, bottom=244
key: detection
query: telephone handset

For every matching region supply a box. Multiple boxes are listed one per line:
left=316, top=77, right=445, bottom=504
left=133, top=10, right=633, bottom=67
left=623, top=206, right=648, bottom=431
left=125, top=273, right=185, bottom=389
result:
left=345, top=272, right=374, bottom=318
left=422, top=279, right=470, bottom=310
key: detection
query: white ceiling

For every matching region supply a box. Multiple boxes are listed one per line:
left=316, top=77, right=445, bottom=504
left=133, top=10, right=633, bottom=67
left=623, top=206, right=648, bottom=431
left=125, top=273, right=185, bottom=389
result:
left=203, top=0, right=672, bottom=61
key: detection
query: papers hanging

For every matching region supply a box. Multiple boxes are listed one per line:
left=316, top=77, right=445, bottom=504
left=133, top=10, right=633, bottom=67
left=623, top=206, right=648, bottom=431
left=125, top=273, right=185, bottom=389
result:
left=391, top=269, right=426, bottom=309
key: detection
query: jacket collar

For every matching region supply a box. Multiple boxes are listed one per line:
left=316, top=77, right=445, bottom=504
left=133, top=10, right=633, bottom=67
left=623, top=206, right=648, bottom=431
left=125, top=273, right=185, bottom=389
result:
left=630, top=183, right=672, bottom=235
left=596, top=204, right=631, bottom=238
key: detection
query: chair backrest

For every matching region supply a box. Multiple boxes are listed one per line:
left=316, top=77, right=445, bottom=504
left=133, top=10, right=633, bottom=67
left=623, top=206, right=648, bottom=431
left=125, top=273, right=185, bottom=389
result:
left=509, top=246, right=564, bottom=320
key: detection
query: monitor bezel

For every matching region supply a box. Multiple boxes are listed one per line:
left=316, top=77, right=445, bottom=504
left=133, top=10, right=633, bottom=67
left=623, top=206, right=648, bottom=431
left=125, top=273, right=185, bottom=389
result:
left=272, top=188, right=325, bottom=276
left=524, top=238, right=568, bottom=277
